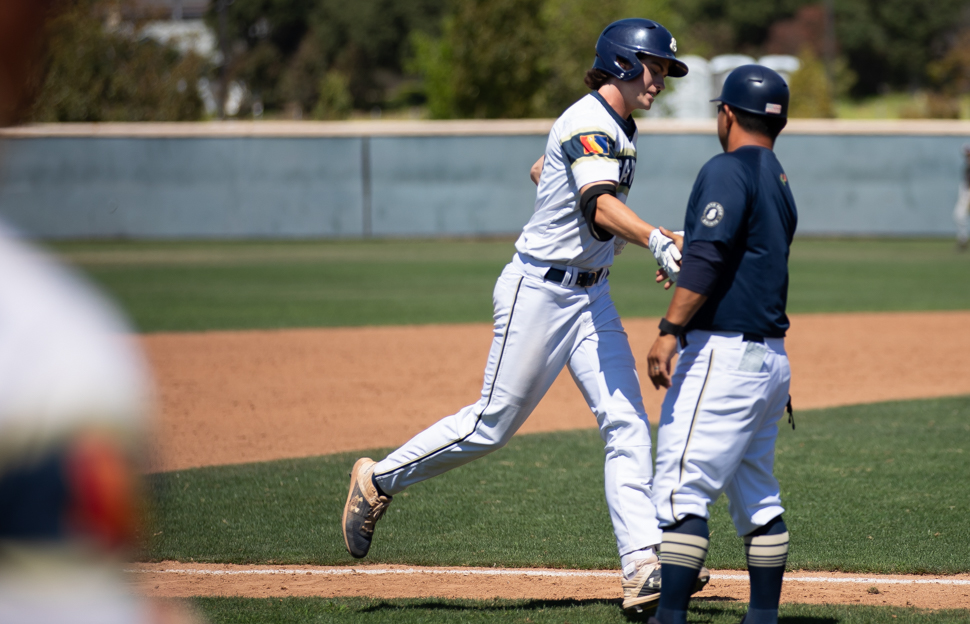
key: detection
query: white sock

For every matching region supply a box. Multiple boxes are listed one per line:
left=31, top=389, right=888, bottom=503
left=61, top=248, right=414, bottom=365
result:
left=621, top=546, right=659, bottom=580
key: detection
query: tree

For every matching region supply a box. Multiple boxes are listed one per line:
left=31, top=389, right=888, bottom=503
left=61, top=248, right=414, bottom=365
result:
left=32, top=0, right=206, bottom=122
left=413, top=0, right=679, bottom=119
left=788, top=47, right=835, bottom=117
left=538, top=0, right=679, bottom=116
left=835, top=0, right=969, bottom=96
left=415, top=0, right=548, bottom=119
left=220, top=0, right=449, bottom=116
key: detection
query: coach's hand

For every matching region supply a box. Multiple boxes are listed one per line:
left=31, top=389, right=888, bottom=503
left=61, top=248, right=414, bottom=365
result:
left=658, top=226, right=684, bottom=253
left=647, top=333, right=679, bottom=389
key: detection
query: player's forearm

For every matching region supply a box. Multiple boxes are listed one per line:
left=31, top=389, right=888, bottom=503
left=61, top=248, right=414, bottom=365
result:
left=663, top=286, right=708, bottom=327
left=593, top=195, right=656, bottom=247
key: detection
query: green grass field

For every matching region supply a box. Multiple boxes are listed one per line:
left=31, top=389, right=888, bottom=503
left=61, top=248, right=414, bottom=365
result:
left=193, top=597, right=970, bottom=624
left=50, top=238, right=970, bottom=331
left=67, top=237, right=965, bottom=622
left=145, top=396, right=970, bottom=575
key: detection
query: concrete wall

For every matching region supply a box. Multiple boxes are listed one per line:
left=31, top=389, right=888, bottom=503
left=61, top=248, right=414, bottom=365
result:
left=0, top=119, right=966, bottom=239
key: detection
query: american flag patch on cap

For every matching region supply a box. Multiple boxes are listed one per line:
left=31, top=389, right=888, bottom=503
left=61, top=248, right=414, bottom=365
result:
left=765, top=103, right=783, bottom=114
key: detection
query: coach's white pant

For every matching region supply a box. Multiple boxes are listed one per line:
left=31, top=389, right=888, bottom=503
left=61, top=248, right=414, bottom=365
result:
left=373, top=253, right=662, bottom=556
left=653, top=331, right=790, bottom=536
left=955, top=182, right=969, bottom=245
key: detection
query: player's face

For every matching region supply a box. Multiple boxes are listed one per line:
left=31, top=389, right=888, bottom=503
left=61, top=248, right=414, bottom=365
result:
left=634, top=57, right=669, bottom=110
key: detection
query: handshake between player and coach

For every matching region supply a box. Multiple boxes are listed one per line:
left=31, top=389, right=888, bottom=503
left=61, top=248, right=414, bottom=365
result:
left=345, top=17, right=796, bottom=624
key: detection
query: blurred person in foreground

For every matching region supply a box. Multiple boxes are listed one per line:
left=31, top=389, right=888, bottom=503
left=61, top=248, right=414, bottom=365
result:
left=955, top=145, right=970, bottom=251
left=0, top=2, right=199, bottom=622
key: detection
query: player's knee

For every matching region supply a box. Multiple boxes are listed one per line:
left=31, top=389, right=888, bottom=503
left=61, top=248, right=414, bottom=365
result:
left=665, top=514, right=710, bottom=538
left=745, top=514, right=786, bottom=537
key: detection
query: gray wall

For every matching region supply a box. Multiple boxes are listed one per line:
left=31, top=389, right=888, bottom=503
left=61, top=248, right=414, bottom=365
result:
left=0, top=131, right=963, bottom=239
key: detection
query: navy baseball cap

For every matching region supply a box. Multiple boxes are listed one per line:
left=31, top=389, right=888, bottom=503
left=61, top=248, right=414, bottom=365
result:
left=712, top=64, right=789, bottom=118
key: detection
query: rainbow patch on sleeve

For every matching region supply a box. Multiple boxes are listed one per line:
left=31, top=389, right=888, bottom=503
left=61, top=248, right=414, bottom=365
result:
left=579, top=134, right=610, bottom=155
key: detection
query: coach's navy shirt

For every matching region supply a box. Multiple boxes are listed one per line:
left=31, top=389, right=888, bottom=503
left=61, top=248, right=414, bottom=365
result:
left=679, top=145, right=798, bottom=337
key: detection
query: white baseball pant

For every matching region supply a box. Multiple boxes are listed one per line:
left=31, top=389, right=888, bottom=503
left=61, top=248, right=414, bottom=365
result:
left=955, top=182, right=969, bottom=246
left=373, top=252, right=663, bottom=556
left=653, top=331, right=791, bottom=536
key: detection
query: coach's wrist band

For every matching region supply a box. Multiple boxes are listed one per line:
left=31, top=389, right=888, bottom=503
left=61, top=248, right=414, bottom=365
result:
left=658, top=318, right=685, bottom=337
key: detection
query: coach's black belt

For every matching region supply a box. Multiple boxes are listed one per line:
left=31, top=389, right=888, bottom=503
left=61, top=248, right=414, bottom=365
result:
left=544, top=267, right=607, bottom=287
left=742, top=333, right=765, bottom=343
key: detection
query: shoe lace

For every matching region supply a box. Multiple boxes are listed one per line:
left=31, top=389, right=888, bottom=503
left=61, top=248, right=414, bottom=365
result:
left=362, top=495, right=391, bottom=535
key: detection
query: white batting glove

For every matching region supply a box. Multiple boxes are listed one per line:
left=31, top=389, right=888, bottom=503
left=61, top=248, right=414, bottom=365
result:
left=648, top=229, right=682, bottom=283
left=613, top=236, right=628, bottom=256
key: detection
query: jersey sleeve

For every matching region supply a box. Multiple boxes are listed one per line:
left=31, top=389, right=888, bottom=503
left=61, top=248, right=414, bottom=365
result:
left=685, top=155, right=751, bottom=246
left=560, top=128, right=621, bottom=189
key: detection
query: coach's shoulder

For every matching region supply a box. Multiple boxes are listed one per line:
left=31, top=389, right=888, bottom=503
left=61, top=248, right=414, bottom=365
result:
left=699, top=151, right=747, bottom=179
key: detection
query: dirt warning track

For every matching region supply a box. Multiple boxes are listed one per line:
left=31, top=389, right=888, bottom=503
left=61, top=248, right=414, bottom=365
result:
left=135, top=311, right=970, bottom=608
left=129, top=563, right=970, bottom=609
left=142, top=311, right=970, bottom=473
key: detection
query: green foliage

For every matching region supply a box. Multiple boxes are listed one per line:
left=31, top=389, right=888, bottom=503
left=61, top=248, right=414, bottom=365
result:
left=421, top=0, right=549, bottom=119
left=312, top=71, right=352, bottom=119
left=407, top=29, right=455, bottom=118
left=32, top=0, right=206, bottom=122
left=221, top=0, right=449, bottom=116
left=537, top=0, right=680, bottom=116
left=48, top=238, right=970, bottom=333
left=676, top=0, right=969, bottom=98
left=412, top=0, right=679, bottom=119
left=195, top=597, right=970, bottom=624
left=834, top=0, right=969, bottom=97
left=788, top=47, right=835, bottom=118
left=145, top=396, right=970, bottom=574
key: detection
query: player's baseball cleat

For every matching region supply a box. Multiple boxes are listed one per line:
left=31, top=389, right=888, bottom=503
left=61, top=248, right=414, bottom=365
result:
left=342, top=457, right=392, bottom=559
left=694, top=565, right=711, bottom=593
left=621, top=563, right=711, bottom=615
left=621, top=558, right=661, bottom=614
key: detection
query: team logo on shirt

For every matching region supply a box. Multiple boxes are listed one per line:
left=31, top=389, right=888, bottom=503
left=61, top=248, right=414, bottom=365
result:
left=579, top=133, right=610, bottom=155
left=780, top=173, right=788, bottom=185
left=700, top=202, right=724, bottom=227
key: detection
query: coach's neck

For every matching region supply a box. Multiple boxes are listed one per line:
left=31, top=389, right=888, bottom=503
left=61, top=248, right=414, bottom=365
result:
left=719, top=105, right=775, bottom=152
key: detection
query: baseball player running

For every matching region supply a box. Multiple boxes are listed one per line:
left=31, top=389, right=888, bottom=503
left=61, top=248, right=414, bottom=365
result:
left=644, top=65, right=797, bottom=624
left=344, top=18, right=701, bottom=613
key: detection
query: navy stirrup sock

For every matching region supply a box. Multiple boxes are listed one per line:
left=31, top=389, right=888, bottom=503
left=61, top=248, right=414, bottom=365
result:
left=743, top=515, right=789, bottom=624
left=654, top=515, right=709, bottom=624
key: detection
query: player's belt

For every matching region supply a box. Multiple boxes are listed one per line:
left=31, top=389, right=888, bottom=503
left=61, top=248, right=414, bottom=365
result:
left=543, top=267, right=607, bottom=288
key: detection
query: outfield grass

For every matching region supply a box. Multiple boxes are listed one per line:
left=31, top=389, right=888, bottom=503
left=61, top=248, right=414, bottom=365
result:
left=145, top=396, right=970, bottom=575
left=193, top=597, right=970, bottom=624
left=50, top=238, right=970, bottom=332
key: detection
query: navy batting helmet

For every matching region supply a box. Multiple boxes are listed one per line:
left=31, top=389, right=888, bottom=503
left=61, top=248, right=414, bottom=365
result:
left=592, top=18, right=688, bottom=80
left=712, top=64, right=789, bottom=118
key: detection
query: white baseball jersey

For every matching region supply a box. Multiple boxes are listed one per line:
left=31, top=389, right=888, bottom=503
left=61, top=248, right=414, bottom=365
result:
left=373, top=92, right=663, bottom=564
left=515, top=92, right=638, bottom=270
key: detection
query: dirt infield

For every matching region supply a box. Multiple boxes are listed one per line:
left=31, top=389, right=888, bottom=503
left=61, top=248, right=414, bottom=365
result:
left=129, top=563, right=970, bottom=610
left=136, top=310, right=970, bottom=608
left=142, top=311, right=970, bottom=473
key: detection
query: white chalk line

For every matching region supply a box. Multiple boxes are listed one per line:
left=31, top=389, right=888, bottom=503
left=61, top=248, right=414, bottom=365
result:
left=126, top=568, right=970, bottom=586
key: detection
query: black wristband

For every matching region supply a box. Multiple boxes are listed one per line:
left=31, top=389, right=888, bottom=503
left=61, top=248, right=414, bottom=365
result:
left=658, top=318, right=685, bottom=337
